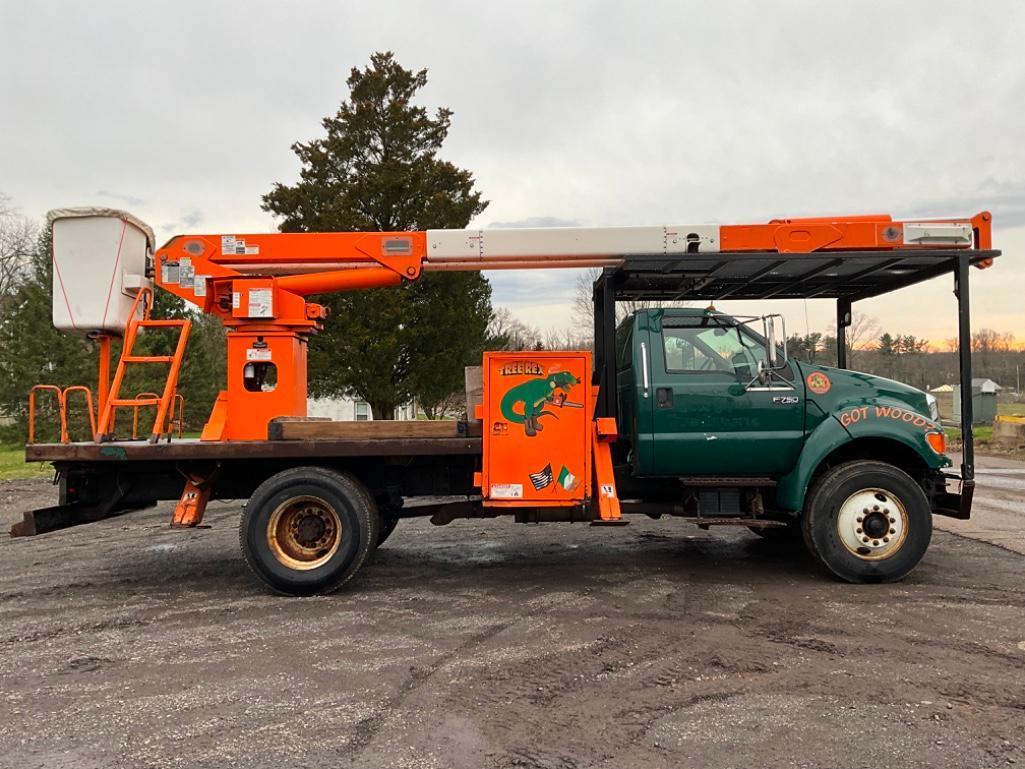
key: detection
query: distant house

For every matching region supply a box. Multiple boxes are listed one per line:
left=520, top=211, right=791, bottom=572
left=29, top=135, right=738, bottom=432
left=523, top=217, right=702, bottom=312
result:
left=972, top=378, right=1002, bottom=394
left=307, top=395, right=417, bottom=421
left=929, top=384, right=955, bottom=423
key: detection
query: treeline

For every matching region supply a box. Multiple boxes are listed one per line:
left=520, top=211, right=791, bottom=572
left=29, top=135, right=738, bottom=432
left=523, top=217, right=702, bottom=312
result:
left=787, top=330, right=1024, bottom=393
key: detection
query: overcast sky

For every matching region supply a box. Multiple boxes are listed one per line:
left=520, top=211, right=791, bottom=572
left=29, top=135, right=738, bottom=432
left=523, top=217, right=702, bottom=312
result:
left=2, top=0, right=1023, bottom=345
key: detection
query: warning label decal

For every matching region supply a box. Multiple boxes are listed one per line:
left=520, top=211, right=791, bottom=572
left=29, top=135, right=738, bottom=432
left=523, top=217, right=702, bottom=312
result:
left=490, top=483, right=523, bottom=499
left=221, top=235, right=259, bottom=256
left=247, top=287, right=273, bottom=318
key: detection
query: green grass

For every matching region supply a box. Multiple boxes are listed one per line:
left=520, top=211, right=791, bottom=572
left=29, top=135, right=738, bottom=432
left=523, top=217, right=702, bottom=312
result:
left=0, top=447, right=52, bottom=482
left=944, top=425, right=994, bottom=442
left=998, top=402, right=1025, bottom=417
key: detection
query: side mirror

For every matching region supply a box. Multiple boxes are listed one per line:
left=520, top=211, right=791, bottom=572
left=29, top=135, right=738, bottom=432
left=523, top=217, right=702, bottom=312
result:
left=762, top=314, right=787, bottom=370
left=764, top=316, right=778, bottom=368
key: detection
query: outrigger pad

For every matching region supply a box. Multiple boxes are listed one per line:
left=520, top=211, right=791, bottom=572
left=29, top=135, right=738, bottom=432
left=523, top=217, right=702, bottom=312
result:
left=9, top=501, right=155, bottom=537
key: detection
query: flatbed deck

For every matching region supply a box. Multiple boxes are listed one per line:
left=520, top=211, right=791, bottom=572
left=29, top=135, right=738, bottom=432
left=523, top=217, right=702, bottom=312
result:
left=26, top=436, right=482, bottom=463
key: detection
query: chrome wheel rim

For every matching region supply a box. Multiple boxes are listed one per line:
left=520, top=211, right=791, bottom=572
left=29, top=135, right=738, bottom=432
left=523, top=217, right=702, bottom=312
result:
left=836, top=488, right=908, bottom=560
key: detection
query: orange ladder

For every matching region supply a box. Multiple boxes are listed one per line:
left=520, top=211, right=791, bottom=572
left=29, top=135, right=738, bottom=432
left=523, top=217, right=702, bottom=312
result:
left=96, top=288, right=191, bottom=444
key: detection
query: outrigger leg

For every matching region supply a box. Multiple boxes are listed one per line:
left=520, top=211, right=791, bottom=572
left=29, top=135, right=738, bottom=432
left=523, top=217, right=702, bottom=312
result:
left=590, top=417, right=626, bottom=526
left=171, top=473, right=214, bottom=528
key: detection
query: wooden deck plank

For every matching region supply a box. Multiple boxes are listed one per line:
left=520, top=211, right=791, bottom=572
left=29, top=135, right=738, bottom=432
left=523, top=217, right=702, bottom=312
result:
left=267, top=419, right=480, bottom=441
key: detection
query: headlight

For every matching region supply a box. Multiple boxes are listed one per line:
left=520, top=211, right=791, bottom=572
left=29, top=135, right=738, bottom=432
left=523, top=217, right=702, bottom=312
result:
left=926, top=392, right=939, bottom=422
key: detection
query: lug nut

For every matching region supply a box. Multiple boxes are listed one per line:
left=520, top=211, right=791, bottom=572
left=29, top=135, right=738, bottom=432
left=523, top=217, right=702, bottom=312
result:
left=872, top=540, right=880, bottom=546
left=889, top=517, right=896, bottom=523
left=889, top=528, right=896, bottom=535
left=857, top=516, right=864, bottom=523
left=857, top=528, right=863, bottom=534
left=862, top=537, right=870, bottom=543
left=883, top=537, right=890, bottom=543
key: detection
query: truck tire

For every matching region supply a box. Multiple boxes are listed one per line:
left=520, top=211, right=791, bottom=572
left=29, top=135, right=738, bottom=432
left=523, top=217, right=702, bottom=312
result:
left=802, top=460, right=931, bottom=583
left=240, top=467, right=379, bottom=596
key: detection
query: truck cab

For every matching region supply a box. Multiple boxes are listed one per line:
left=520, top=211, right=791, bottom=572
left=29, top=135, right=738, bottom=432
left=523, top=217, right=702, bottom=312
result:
left=613, top=307, right=953, bottom=582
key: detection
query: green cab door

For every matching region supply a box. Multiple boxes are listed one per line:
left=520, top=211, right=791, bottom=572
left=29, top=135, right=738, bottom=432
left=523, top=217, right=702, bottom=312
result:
left=640, top=311, right=806, bottom=477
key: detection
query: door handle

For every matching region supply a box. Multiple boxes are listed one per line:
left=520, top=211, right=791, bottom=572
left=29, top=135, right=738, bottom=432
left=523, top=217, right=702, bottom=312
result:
left=640, top=342, right=650, bottom=399
left=656, top=387, right=673, bottom=408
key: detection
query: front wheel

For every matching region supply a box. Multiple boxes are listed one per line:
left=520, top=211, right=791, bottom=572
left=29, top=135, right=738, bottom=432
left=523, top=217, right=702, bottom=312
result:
left=802, top=461, right=931, bottom=583
left=240, top=467, right=379, bottom=596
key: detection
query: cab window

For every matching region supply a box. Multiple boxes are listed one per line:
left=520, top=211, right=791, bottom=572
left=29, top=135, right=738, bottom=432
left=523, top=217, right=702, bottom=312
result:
left=662, top=320, right=766, bottom=379
left=615, top=320, right=634, bottom=370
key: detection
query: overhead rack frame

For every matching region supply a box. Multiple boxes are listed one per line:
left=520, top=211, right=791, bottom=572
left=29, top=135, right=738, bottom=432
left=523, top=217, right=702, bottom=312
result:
left=593, top=246, right=1002, bottom=506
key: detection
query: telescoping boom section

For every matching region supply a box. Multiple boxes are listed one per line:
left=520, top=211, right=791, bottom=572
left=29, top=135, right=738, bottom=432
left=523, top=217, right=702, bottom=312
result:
left=147, top=212, right=993, bottom=441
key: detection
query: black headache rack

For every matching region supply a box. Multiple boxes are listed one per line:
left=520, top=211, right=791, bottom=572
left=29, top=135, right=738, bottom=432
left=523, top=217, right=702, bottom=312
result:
left=592, top=246, right=1002, bottom=519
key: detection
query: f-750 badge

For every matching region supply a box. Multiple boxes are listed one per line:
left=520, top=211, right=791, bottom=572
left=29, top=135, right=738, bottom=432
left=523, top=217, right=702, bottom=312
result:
left=773, top=396, right=800, bottom=405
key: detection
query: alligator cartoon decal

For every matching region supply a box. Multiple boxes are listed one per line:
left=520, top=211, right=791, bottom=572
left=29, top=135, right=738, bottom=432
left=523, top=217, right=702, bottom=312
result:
left=500, top=371, right=581, bottom=437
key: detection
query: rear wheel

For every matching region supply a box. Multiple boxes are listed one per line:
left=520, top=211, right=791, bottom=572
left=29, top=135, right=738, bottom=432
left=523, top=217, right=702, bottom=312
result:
left=802, top=460, right=931, bottom=583
left=240, top=467, right=378, bottom=596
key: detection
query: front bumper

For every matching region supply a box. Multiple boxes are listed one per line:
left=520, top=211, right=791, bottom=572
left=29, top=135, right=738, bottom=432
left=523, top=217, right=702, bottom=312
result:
left=931, top=473, right=974, bottom=520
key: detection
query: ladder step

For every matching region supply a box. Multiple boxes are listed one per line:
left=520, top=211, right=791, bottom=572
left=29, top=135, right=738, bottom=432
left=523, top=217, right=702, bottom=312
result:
left=135, top=320, right=188, bottom=328
left=121, top=355, right=175, bottom=364
left=95, top=314, right=191, bottom=443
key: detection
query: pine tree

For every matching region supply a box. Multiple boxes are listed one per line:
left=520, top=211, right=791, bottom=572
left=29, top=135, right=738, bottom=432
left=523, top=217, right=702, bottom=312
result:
left=878, top=333, right=897, bottom=355
left=262, top=52, right=491, bottom=419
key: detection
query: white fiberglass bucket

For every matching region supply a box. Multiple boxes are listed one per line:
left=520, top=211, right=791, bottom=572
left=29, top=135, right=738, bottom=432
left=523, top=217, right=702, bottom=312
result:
left=49, top=207, right=154, bottom=336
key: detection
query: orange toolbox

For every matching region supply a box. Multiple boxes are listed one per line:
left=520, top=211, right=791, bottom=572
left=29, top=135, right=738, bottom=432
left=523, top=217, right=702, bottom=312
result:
left=480, top=351, right=593, bottom=507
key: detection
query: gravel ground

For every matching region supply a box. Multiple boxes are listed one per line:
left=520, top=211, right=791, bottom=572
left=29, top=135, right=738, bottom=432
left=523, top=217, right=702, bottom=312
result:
left=936, top=453, right=1025, bottom=555
left=1, top=465, right=1024, bottom=769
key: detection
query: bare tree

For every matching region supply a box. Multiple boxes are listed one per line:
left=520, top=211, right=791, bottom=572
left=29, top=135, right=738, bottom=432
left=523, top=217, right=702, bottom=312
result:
left=487, top=307, right=542, bottom=351
left=972, top=328, right=1014, bottom=353
left=571, top=267, right=691, bottom=339
left=0, top=194, right=38, bottom=313
left=542, top=327, right=591, bottom=352
left=831, top=311, right=880, bottom=366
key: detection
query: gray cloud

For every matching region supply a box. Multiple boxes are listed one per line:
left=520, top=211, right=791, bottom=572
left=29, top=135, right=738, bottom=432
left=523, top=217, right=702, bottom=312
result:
left=95, top=190, right=147, bottom=207
left=160, top=210, right=205, bottom=233
left=488, top=217, right=581, bottom=229
left=906, top=179, right=1025, bottom=230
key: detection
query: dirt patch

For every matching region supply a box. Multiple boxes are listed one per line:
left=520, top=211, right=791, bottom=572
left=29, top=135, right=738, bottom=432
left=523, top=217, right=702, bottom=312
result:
left=1, top=478, right=1024, bottom=768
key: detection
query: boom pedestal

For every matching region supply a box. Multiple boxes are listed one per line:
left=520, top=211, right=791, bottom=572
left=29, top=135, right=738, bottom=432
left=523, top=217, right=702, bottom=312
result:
left=201, top=328, right=309, bottom=441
